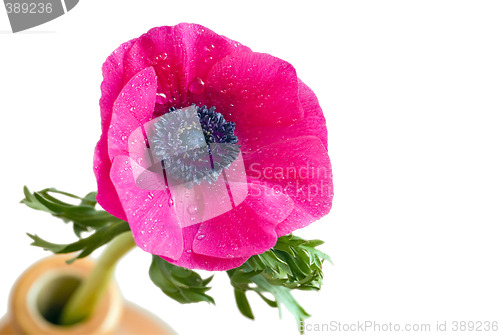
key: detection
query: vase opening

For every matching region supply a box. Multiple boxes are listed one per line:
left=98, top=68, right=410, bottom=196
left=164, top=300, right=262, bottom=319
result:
left=32, top=274, right=82, bottom=326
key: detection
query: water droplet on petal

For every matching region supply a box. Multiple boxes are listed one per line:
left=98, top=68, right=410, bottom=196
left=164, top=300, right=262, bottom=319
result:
left=168, top=197, right=174, bottom=207
left=196, top=234, right=206, bottom=240
left=188, top=77, right=205, bottom=94
left=187, top=205, right=199, bottom=215
left=147, top=192, right=154, bottom=200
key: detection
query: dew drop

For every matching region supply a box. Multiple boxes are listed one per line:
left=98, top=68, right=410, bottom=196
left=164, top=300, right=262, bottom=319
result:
left=147, top=192, right=154, bottom=200
left=196, top=234, right=206, bottom=240
left=187, top=205, right=199, bottom=215
left=168, top=197, right=174, bottom=207
left=188, top=77, right=205, bottom=94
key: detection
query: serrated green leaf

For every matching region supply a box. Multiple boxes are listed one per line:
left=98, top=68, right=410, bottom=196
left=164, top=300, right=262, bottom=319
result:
left=303, top=239, right=324, bottom=248
left=73, top=222, right=90, bottom=238
left=252, top=275, right=310, bottom=326
left=27, top=220, right=131, bottom=263
left=243, top=234, right=331, bottom=291
left=227, top=269, right=310, bottom=334
left=22, top=187, right=122, bottom=237
left=255, top=291, right=278, bottom=308
left=234, top=289, right=254, bottom=319
left=21, top=186, right=53, bottom=212
left=149, top=255, right=214, bottom=305
left=227, top=234, right=330, bottom=332
left=81, top=192, right=97, bottom=206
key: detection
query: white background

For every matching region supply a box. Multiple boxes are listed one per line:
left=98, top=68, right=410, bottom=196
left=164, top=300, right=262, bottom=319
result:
left=1, top=1, right=500, bottom=334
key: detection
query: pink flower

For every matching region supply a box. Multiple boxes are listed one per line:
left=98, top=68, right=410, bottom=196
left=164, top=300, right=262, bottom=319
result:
left=94, top=23, right=333, bottom=271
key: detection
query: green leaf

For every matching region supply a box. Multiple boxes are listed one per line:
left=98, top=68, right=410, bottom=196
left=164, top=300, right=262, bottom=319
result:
left=21, top=186, right=53, bottom=212
left=23, top=186, right=132, bottom=262
left=27, top=220, right=131, bottom=263
left=244, top=235, right=331, bottom=291
left=234, top=289, right=254, bottom=319
left=252, top=275, right=310, bottom=327
left=227, top=234, right=331, bottom=334
left=149, top=255, right=215, bottom=305
left=21, top=187, right=121, bottom=236
left=227, top=269, right=310, bottom=334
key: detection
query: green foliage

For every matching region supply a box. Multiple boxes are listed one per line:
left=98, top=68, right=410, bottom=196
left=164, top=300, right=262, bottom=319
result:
left=21, top=186, right=332, bottom=334
left=149, top=255, right=214, bottom=304
left=22, top=186, right=130, bottom=263
left=228, top=235, right=331, bottom=333
left=246, top=235, right=331, bottom=291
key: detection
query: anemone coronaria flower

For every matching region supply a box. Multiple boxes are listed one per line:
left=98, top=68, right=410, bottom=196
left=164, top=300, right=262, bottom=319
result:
left=94, top=23, right=333, bottom=271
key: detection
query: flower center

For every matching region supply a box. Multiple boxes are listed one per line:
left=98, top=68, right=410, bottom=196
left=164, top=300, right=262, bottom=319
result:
left=150, top=105, right=240, bottom=186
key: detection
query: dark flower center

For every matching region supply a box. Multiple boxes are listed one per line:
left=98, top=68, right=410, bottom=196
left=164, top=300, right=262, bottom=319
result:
left=150, top=105, right=240, bottom=186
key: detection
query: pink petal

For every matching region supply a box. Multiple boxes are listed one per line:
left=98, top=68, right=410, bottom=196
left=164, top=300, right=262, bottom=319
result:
left=100, top=38, right=138, bottom=132
left=161, top=224, right=248, bottom=271
left=124, top=26, right=187, bottom=107
left=238, top=79, right=328, bottom=155
left=192, top=181, right=294, bottom=259
left=95, top=38, right=137, bottom=220
left=107, top=67, right=157, bottom=160
left=296, top=79, right=328, bottom=150
left=110, top=155, right=184, bottom=260
left=94, top=139, right=127, bottom=220
left=204, top=51, right=303, bottom=127
left=243, top=136, right=333, bottom=236
left=123, top=23, right=247, bottom=109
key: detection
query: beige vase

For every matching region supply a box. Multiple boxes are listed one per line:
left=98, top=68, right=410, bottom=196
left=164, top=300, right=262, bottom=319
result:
left=0, top=255, right=175, bottom=335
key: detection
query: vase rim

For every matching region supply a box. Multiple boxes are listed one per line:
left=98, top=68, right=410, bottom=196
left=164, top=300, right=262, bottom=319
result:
left=10, top=255, right=122, bottom=335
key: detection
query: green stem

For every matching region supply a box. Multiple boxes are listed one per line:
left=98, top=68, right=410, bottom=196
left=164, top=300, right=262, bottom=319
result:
left=59, top=231, right=136, bottom=325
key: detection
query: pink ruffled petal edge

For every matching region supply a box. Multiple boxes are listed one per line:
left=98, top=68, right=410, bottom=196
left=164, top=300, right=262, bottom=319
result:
left=107, top=66, right=157, bottom=160
left=192, top=181, right=294, bottom=259
left=161, top=224, right=248, bottom=271
left=95, top=38, right=138, bottom=220
left=243, top=136, right=333, bottom=236
left=122, top=23, right=249, bottom=109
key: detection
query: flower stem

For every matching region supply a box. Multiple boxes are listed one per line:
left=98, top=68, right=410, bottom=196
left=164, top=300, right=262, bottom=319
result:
left=59, top=231, right=136, bottom=325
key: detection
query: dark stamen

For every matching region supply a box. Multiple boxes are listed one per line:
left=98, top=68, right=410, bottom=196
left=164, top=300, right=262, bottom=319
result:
left=150, top=105, right=240, bottom=187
